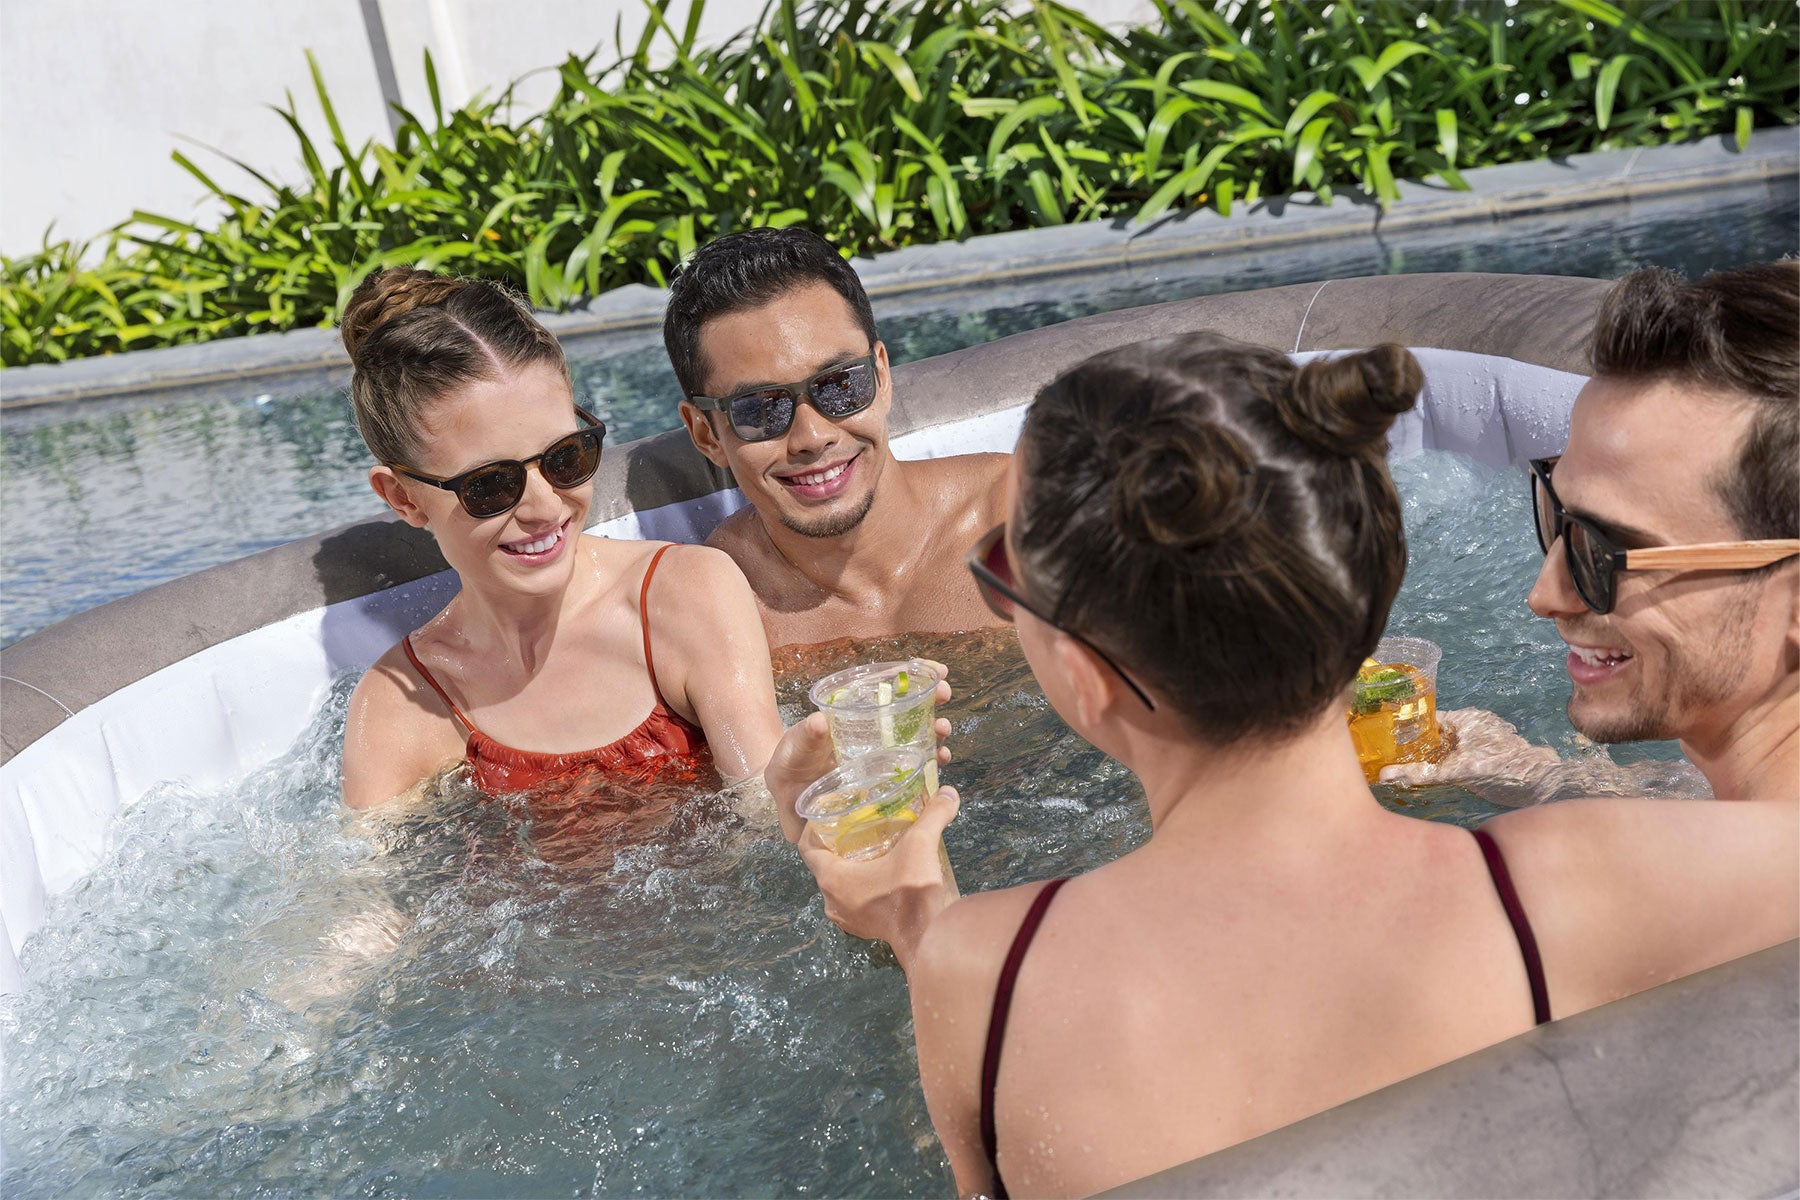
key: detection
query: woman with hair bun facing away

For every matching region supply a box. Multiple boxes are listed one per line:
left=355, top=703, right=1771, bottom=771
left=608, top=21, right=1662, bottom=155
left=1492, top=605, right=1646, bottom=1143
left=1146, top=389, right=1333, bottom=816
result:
left=339, top=268, right=785, bottom=818
left=774, top=333, right=1795, bottom=1198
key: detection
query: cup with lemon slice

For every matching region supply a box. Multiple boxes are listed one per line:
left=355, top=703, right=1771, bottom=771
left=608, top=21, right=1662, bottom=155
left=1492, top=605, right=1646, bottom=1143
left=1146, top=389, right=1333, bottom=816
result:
left=794, top=749, right=932, bottom=861
left=809, top=660, right=942, bottom=793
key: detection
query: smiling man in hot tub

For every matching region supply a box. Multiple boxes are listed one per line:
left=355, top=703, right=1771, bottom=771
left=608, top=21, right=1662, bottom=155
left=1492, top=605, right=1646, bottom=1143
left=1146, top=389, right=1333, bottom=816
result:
left=663, top=227, right=1010, bottom=650
left=1390, top=260, right=1799, bottom=805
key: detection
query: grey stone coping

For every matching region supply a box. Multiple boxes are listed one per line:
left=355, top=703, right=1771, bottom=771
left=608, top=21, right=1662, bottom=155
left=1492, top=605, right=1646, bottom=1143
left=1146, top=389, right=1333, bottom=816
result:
left=2, top=127, right=1792, bottom=409
left=0, top=271, right=1610, bottom=760
left=1104, top=939, right=1799, bottom=1200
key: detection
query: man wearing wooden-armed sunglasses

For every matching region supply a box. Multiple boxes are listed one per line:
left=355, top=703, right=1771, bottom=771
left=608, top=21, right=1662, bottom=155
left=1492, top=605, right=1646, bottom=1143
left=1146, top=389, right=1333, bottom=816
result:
left=1389, top=262, right=1799, bottom=807
left=1520, top=262, right=1798, bottom=806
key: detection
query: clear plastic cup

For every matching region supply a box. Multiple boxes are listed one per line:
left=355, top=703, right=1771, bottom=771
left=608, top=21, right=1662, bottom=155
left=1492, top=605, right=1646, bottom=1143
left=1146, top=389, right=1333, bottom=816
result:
left=1348, top=636, right=1445, bottom=783
left=809, top=659, right=941, bottom=792
left=794, top=749, right=932, bottom=861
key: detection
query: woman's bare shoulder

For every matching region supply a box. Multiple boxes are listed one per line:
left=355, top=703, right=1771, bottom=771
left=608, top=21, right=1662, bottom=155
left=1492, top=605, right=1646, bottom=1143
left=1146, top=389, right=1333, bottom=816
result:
left=912, top=878, right=1066, bottom=991
left=342, top=639, right=463, bottom=810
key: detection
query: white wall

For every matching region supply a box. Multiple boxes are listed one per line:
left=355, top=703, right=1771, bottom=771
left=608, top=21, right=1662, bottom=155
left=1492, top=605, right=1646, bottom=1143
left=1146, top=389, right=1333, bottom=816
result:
left=0, top=0, right=1155, bottom=255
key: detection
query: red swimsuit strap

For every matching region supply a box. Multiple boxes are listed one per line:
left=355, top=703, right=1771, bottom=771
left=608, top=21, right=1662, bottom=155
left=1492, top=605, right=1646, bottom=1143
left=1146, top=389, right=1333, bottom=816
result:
left=639, top=544, right=676, bottom=710
left=402, top=634, right=477, bottom=737
left=404, top=543, right=678, bottom=746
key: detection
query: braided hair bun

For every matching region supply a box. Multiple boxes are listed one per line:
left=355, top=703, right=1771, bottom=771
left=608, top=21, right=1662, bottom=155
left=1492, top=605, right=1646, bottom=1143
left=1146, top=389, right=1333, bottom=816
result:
left=339, top=268, right=469, bottom=362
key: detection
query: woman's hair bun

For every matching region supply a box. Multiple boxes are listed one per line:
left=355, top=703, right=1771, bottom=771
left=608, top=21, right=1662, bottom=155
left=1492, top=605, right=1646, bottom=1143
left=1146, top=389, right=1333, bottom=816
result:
left=1279, top=344, right=1424, bottom=456
left=1111, top=419, right=1256, bottom=550
left=340, top=267, right=468, bottom=360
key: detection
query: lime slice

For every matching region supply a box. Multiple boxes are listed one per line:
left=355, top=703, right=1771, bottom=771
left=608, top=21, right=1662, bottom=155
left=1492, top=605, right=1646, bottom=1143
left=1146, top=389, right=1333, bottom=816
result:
left=894, top=671, right=911, bottom=696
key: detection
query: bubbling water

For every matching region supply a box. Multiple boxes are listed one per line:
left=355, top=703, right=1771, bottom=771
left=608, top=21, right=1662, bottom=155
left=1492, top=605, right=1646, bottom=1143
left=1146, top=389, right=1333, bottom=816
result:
left=1, top=453, right=1703, bottom=1196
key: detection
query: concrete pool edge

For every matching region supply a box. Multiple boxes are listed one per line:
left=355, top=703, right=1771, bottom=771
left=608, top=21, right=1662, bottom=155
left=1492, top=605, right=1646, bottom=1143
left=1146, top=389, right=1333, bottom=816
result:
left=2, top=127, right=1793, bottom=408
left=1103, top=939, right=1800, bottom=1200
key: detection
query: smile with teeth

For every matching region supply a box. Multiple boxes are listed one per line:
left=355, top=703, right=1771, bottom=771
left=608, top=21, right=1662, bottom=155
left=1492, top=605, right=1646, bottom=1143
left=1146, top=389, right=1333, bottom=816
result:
left=1570, top=644, right=1633, bottom=668
left=784, top=461, right=849, bottom=487
left=502, top=521, right=565, bottom=556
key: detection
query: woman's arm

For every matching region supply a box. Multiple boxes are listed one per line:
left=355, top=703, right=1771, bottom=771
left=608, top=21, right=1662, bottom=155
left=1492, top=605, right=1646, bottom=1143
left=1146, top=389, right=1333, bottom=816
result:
left=908, top=888, right=1046, bottom=1199
left=648, top=545, right=785, bottom=782
left=341, top=648, right=463, bottom=810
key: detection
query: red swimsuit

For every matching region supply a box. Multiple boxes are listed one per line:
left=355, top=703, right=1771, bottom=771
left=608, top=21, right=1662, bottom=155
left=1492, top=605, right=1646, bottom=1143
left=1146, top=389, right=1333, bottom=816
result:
left=402, top=543, right=707, bottom=794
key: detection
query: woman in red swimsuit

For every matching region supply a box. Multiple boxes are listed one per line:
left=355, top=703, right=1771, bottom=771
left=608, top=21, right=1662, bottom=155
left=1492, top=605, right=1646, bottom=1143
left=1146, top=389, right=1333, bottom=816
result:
left=769, top=334, right=1796, bottom=1198
left=339, top=268, right=786, bottom=820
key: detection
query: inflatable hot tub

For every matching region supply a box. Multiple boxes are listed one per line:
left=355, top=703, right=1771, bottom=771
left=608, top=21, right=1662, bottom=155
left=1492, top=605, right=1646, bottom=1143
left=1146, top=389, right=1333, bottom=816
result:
left=2, top=273, right=1793, bottom=1196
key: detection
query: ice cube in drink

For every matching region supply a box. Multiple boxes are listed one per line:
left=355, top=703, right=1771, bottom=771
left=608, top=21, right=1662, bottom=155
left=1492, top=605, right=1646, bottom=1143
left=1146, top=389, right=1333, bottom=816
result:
left=1348, top=637, right=1445, bottom=783
left=794, top=749, right=931, bottom=861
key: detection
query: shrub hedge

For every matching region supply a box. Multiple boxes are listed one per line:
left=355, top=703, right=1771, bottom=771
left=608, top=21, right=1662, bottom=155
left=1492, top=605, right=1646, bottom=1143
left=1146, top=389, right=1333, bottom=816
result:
left=3, top=0, right=1794, bottom=367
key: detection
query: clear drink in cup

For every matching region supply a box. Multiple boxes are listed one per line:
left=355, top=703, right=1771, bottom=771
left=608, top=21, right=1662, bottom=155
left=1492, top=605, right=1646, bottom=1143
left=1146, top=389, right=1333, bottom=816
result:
left=794, top=749, right=932, bottom=861
left=809, top=660, right=941, bottom=793
left=1348, top=636, right=1445, bottom=783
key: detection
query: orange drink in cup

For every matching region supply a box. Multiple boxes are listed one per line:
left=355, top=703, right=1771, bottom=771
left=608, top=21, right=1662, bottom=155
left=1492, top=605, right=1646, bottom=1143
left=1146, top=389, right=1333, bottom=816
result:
left=1348, top=636, right=1445, bottom=783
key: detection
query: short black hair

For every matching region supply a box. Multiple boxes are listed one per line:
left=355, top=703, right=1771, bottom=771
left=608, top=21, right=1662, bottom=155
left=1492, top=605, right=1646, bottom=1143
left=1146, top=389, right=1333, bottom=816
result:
left=662, top=227, right=879, bottom=398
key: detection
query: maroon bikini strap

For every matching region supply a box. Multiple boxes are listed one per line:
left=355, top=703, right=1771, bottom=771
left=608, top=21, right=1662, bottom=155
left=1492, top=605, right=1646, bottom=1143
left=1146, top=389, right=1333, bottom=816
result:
left=639, top=544, right=676, bottom=709
left=402, top=634, right=477, bottom=737
left=980, top=876, right=1071, bottom=1200
left=1472, top=827, right=1552, bottom=1026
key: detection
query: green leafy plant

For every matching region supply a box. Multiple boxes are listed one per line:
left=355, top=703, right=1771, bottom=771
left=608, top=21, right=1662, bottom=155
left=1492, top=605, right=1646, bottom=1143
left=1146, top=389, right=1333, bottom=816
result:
left=4, top=0, right=1794, bottom=368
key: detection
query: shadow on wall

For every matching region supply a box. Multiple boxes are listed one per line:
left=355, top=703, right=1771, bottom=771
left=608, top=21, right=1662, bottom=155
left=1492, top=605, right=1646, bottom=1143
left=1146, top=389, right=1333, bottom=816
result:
left=312, top=517, right=456, bottom=679
left=619, top=427, right=737, bottom=533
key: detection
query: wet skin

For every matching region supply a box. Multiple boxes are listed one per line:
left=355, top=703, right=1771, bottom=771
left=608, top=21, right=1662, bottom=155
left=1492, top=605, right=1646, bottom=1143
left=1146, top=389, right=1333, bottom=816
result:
left=677, top=282, right=1010, bottom=651
left=342, top=361, right=783, bottom=810
left=1525, top=374, right=1799, bottom=803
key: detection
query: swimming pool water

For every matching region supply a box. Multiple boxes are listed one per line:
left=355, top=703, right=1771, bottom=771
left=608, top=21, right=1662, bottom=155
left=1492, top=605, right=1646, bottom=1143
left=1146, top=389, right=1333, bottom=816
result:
left=4, top=180, right=1796, bottom=645
left=0, top=452, right=1710, bottom=1196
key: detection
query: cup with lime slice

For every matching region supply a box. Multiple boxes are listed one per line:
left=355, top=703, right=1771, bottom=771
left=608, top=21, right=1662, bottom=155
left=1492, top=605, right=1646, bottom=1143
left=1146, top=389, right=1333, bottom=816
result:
left=809, top=659, right=941, bottom=792
left=794, top=749, right=932, bottom=860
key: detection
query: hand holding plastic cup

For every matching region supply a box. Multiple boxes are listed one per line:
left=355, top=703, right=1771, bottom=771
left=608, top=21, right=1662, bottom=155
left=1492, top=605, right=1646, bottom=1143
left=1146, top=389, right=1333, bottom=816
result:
left=794, top=748, right=932, bottom=861
left=1348, top=636, right=1445, bottom=783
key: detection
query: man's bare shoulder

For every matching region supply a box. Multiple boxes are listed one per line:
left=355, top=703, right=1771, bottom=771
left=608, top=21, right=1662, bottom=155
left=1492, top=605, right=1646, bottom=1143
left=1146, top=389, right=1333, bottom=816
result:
left=908, top=450, right=1009, bottom=488
left=703, top=506, right=767, bottom=565
left=905, top=451, right=1010, bottom=520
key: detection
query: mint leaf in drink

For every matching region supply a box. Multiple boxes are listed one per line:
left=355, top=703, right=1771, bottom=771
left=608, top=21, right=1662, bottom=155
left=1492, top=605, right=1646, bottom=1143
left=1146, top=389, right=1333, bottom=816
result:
left=1352, top=667, right=1416, bottom=715
left=891, top=704, right=927, bottom=746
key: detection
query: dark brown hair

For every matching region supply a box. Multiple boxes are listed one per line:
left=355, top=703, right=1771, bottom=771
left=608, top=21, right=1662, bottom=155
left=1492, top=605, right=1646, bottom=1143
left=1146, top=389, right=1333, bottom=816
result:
left=662, top=227, right=878, bottom=398
left=1591, top=260, right=1799, bottom=540
left=340, top=267, right=571, bottom=465
left=1014, top=334, right=1423, bottom=741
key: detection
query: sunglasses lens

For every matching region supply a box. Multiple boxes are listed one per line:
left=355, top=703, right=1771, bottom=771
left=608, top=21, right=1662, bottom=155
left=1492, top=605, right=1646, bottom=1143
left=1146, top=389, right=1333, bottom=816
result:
left=971, top=528, right=1017, bottom=621
left=1565, top=522, right=1615, bottom=614
left=729, top=390, right=795, bottom=442
left=459, top=463, right=527, bottom=518
left=1530, top=473, right=1558, bottom=554
left=812, top=363, right=876, bottom=418
left=542, top=429, right=602, bottom=488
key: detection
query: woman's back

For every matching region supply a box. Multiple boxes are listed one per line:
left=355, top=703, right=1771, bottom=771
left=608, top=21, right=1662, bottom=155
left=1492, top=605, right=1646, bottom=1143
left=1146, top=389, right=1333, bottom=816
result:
left=913, top=784, right=1795, bottom=1199
left=914, top=787, right=1542, bottom=1197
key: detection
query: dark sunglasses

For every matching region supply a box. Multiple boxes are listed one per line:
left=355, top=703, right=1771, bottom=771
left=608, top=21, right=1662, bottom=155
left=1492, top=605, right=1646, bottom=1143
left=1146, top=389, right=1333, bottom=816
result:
left=966, top=523, right=1157, bottom=711
left=392, top=407, right=606, bottom=519
left=1529, top=456, right=1799, bottom=615
left=688, top=354, right=879, bottom=443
